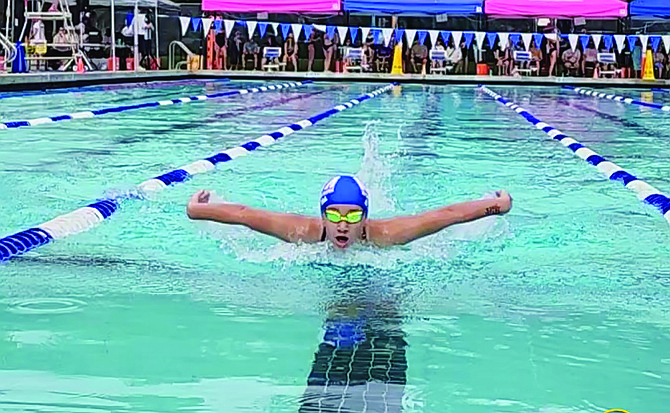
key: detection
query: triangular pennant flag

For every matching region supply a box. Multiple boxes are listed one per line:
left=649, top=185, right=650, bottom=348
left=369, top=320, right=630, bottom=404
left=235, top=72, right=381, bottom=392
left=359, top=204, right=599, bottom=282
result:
left=395, top=28, right=405, bottom=44
left=639, top=34, right=649, bottom=50
left=246, top=21, right=257, bottom=38
left=498, top=32, right=509, bottom=48
left=475, top=31, right=486, bottom=48
left=627, top=35, right=639, bottom=51
left=270, top=22, right=279, bottom=35
left=303, top=24, right=313, bottom=40
left=579, top=34, right=590, bottom=50
left=191, top=17, right=201, bottom=32
left=202, top=18, right=213, bottom=37
left=405, top=29, right=417, bottom=44
left=521, top=33, right=532, bottom=51
left=452, top=31, right=462, bottom=47
left=213, top=20, right=222, bottom=33
left=533, top=33, right=544, bottom=49
left=591, top=34, right=602, bottom=49
left=602, top=34, right=613, bottom=51
left=545, top=33, right=557, bottom=41
left=291, top=23, right=302, bottom=40
left=614, top=34, right=626, bottom=52
left=463, top=32, right=474, bottom=49
left=326, top=26, right=336, bottom=38
left=509, top=33, right=521, bottom=47
left=280, top=23, right=291, bottom=39
left=568, top=34, right=579, bottom=51
left=224, top=19, right=235, bottom=37
left=440, top=31, right=451, bottom=45
left=382, top=28, right=393, bottom=47
left=350, top=27, right=359, bottom=44
left=258, top=22, right=268, bottom=38
left=429, top=30, right=440, bottom=48
left=179, top=16, right=190, bottom=36
left=337, top=26, right=348, bottom=44
left=486, top=32, right=498, bottom=47
left=417, top=30, right=428, bottom=45
left=361, top=27, right=371, bottom=42
left=650, top=36, right=662, bottom=52
left=313, top=24, right=326, bottom=32
left=663, top=35, right=670, bottom=55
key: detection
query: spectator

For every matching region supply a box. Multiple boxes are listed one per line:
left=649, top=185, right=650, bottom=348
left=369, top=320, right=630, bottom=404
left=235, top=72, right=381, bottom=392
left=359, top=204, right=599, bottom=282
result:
left=654, top=48, right=667, bottom=79
left=495, top=39, right=511, bottom=75
left=283, top=32, right=298, bottom=71
left=410, top=39, right=428, bottom=74
left=215, top=28, right=227, bottom=70
left=581, top=39, right=598, bottom=77
left=47, top=25, right=72, bottom=70
left=323, top=30, right=336, bottom=72
left=243, top=35, right=260, bottom=70
left=544, top=31, right=559, bottom=76
left=631, top=39, right=642, bottom=78
left=445, top=38, right=462, bottom=74
left=362, top=33, right=375, bottom=71
left=431, top=38, right=446, bottom=72
left=562, top=46, right=581, bottom=76
left=228, top=30, right=243, bottom=70
left=375, top=41, right=392, bottom=73
left=261, top=33, right=279, bottom=70
left=307, top=30, right=317, bottom=71
left=530, top=40, right=543, bottom=71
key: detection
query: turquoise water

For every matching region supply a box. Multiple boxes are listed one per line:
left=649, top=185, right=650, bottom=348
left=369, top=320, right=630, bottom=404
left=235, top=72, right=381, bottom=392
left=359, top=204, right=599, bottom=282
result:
left=1, top=80, right=669, bottom=412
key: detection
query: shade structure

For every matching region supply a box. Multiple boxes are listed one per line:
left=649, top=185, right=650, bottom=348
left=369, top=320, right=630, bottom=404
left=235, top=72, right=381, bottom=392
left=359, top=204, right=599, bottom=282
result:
left=630, top=0, right=670, bottom=17
left=484, top=0, right=628, bottom=18
left=343, top=0, right=482, bottom=14
left=201, top=0, right=341, bottom=12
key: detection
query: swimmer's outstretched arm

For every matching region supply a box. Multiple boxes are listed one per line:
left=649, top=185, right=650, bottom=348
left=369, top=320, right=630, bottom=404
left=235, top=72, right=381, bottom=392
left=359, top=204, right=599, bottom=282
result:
left=186, top=190, right=323, bottom=243
left=367, top=190, right=512, bottom=246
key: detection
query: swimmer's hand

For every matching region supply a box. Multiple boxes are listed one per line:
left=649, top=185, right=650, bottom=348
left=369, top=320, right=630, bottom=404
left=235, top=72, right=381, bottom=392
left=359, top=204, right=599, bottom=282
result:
left=491, top=190, right=512, bottom=215
left=187, top=190, right=211, bottom=220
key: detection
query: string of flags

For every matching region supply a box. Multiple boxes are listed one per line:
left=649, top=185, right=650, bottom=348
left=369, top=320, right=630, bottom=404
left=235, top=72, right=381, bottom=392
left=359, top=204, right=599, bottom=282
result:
left=178, top=17, right=670, bottom=55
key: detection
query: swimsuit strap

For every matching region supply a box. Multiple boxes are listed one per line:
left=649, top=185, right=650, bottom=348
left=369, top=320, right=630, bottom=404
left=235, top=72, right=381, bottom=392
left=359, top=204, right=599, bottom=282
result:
left=321, top=226, right=326, bottom=242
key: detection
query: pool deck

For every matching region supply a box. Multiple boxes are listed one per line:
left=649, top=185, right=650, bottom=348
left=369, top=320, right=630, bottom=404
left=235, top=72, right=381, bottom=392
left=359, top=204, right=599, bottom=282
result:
left=1, top=69, right=670, bottom=90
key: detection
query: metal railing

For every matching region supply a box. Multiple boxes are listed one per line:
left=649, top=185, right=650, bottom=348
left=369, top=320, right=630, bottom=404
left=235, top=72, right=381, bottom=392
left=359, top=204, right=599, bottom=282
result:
left=169, top=41, right=195, bottom=70
left=0, top=31, right=17, bottom=66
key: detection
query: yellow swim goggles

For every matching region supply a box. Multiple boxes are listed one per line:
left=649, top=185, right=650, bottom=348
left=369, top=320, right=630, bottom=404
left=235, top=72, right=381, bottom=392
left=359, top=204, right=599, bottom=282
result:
left=324, top=209, right=364, bottom=224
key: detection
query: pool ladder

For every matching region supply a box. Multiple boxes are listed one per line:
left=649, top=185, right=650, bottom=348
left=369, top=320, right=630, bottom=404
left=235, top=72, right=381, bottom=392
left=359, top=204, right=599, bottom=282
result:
left=0, top=31, right=17, bottom=70
left=169, top=41, right=197, bottom=70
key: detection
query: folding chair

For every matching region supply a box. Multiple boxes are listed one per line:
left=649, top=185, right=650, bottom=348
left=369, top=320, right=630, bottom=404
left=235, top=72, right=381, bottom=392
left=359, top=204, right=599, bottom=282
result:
left=343, top=47, right=364, bottom=72
left=513, top=50, right=539, bottom=76
left=262, top=47, right=283, bottom=71
left=430, top=49, right=448, bottom=75
left=597, top=52, right=621, bottom=78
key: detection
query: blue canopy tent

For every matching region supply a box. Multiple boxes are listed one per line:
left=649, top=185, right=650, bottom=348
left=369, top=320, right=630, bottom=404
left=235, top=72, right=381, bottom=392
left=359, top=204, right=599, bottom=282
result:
left=630, top=0, right=670, bottom=17
left=343, top=0, right=483, bottom=14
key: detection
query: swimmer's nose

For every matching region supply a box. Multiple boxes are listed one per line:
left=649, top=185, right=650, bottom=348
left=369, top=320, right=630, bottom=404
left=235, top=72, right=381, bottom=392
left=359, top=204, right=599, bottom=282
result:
left=336, top=221, right=349, bottom=232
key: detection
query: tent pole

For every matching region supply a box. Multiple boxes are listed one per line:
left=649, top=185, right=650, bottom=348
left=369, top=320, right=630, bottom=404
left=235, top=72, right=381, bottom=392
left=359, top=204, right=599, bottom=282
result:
left=111, top=0, right=116, bottom=71
left=134, top=0, right=139, bottom=71
left=154, top=0, right=158, bottom=69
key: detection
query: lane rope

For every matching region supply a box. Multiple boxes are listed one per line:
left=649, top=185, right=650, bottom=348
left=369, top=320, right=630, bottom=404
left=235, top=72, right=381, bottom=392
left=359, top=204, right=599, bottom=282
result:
left=563, top=86, right=670, bottom=112
left=0, top=80, right=311, bottom=130
left=480, top=85, right=670, bottom=226
left=0, top=83, right=396, bottom=262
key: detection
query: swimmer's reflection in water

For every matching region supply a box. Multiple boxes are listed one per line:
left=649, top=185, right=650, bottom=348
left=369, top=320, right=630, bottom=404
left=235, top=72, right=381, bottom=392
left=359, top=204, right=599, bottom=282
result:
left=299, top=266, right=408, bottom=413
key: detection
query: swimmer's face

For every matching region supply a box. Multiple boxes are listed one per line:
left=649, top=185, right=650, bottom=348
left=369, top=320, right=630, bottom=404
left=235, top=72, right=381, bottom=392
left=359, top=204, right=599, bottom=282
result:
left=322, top=204, right=366, bottom=249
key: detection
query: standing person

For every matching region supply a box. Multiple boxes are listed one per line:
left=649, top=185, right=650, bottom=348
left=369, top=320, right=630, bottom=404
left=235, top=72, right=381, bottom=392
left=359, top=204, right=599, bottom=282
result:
left=632, top=39, right=642, bottom=78
left=283, top=32, right=298, bottom=71
left=228, top=30, right=243, bottom=70
left=307, top=30, right=317, bottom=72
left=187, top=175, right=512, bottom=249
left=140, top=14, right=155, bottom=69
left=323, top=29, right=335, bottom=72
left=215, top=27, right=227, bottom=70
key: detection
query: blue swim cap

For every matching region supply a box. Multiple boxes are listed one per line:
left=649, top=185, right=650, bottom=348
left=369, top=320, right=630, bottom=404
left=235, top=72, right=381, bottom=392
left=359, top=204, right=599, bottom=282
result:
left=320, top=175, right=369, bottom=215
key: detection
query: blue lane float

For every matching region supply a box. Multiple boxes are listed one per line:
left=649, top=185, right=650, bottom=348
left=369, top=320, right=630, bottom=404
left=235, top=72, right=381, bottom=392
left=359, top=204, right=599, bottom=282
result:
left=480, top=85, right=670, bottom=226
left=0, top=83, right=396, bottom=262
left=563, top=86, right=670, bottom=112
left=0, top=80, right=311, bottom=130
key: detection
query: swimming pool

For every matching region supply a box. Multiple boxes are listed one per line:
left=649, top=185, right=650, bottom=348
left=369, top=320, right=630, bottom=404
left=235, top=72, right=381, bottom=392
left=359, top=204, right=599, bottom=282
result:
left=1, top=79, right=669, bottom=412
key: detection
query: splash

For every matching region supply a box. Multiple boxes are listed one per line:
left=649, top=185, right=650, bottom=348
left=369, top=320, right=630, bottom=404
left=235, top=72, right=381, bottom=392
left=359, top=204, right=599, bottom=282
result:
left=356, top=120, right=396, bottom=214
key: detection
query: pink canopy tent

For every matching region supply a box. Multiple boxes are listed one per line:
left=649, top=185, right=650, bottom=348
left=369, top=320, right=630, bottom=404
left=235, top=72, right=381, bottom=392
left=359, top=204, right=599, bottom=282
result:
left=484, top=0, right=628, bottom=18
left=202, top=0, right=341, bottom=12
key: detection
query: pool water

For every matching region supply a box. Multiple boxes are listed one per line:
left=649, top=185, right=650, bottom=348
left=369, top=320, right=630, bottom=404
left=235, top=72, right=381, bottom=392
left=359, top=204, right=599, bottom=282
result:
left=1, top=80, right=669, bottom=412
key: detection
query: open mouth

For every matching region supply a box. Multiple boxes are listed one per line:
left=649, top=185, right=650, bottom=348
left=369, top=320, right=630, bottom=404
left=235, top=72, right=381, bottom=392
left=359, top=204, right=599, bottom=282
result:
left=335, top=236, right=349, bottom=246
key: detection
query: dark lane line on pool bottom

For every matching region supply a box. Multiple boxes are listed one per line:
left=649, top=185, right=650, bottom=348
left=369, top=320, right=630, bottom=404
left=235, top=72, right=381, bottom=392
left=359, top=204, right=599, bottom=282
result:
left=115, top=88, right=336, bottom=145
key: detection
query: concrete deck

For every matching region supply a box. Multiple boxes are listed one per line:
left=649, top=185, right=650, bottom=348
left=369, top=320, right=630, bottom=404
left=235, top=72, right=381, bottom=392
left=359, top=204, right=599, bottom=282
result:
left=1, top=69, right=670, bottom=90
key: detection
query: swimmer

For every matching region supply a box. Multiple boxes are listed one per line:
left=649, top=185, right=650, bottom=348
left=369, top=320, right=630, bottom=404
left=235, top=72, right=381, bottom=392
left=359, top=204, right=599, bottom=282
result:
left=187, top=175, right=512, bottom=249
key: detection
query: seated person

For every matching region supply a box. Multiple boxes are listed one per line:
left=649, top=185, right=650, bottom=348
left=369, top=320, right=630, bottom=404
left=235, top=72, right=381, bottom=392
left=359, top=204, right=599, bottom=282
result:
left=362, top=34, right=375, bottom=71
left=581, top=40, right=598, bottom=77
left=431, top=38, right=446, bottom=71
left=410, top=39, right=428, bottom=74
left=494, top=41, right=511, bottom=75
left=654, top=49, right=667, bottom=79
left=444, top=39, right=462, bottom=73
left=562, top=47, right=581, bottom=76
left=47, top=25, right=73, bottom=70
left=283, top=32, right=298, bottom=71
left=375, top=43, right=392, bottom=72
left=261, top=34, right=281, bottom=69
left=529, top=41, right=543, bottom=72
left=242, top=36, right=260, bottom=70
